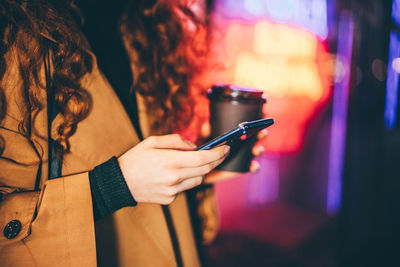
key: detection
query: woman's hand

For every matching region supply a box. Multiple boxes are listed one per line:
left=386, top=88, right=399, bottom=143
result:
left=118, top=134, right=230, bottom=205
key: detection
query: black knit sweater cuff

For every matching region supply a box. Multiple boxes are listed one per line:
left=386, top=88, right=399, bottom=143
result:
left=89, top=156, right=137, bottom=221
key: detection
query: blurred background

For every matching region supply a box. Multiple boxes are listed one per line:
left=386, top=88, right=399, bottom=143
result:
left=191, top=0, right=400, bottom=266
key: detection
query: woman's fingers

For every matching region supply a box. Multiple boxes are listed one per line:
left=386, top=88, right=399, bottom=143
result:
left=252, top=145, right=264, bottom=157
left=257, top=129, right=268, bottom=140
left=249, top=160, right=260, bottom=173
left=144, top=134, right=196, bottom=150
left=200, top=121, right=211, bottom=139
left=204, top=170, right=241, bottom=184
left=172, top=176, right=204, bottom=193
left=169, top=145, right=230, bottom=168
left=252, top=129, right=268, bottom=156
left=172, top=155, right=227, bottom=184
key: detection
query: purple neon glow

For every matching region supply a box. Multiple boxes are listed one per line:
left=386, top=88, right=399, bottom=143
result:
left=247, top=155, right=280, bottom=205
left=384, top=31, right=400, bottom=129
left=243, top=0, right=267, bottom=16
left=393, top=0, right=400, bottom=27
left=214, top=0, right=328, bottom=39
left=327, top=12, right=354, bottom=216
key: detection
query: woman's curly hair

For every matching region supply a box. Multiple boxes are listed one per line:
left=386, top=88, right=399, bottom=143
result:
left=122, top=0, right=209, bottom=135
left=0, top=0, right=208, bottom=160
left=0, top=0, right=93, bottom=159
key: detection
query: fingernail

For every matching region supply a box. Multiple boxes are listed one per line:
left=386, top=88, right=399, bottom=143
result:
left=258, top=146, right=265, bottom=154
left=250, top=161, right=260, bottom=172
left=252, top=165, right=260, bottom=172
left=224, top=146, right=230, bottom=155
left=184, top=139, right=197, bottom=148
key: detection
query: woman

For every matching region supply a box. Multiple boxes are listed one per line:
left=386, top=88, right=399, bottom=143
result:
left=0, top=0, right=232, bottom=266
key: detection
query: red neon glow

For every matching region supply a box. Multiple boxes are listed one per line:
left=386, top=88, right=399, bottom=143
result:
left=207, top=20, right=332, bottom=153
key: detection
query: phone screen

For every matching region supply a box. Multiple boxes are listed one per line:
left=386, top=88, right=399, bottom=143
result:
left=196, top=118, right=274, bottom=151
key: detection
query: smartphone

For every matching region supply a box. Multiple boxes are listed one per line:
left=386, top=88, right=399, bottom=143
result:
left=196, top=118, right=274, bottom=151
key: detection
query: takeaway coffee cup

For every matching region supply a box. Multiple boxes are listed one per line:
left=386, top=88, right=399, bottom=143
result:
left=207, top=84, right=266, bottom=172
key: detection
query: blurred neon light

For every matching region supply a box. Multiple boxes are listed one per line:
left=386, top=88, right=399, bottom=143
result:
left=235, top=21, right=322, bottom=101
left=235, top=53, right=323, bottom=100
left=384, top=32, right=400, bottom=129
left=327, top=12, right=354, bottom=216
left=253, top=22, right=318, bottom=59
left=243, top=0, right=268, bottom=16
left=214, top=20, right=331, bottom=152
left=215, top=0, right=328, bottom=40
left=208, top=0, right=332, bottom=213
left=393, top=0, right=400, bottom=27
left=393, top=58, right=400, bottom=73
left=247, top=155, right=280, bottom=204
left=265, top=0, right=297, bottom=20
left=206, top=0, right=332, bottom=153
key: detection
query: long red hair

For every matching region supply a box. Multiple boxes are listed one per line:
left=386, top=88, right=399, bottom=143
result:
left=0, top=0, right=93, bottom=160
left=122, top=0, right=209, bottom=135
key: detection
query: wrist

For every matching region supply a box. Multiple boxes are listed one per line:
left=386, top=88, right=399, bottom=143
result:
left=89, top=156, right=137, bottom=220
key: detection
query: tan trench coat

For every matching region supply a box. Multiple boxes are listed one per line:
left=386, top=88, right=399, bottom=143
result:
left=0, top=35, right=211, bottom=266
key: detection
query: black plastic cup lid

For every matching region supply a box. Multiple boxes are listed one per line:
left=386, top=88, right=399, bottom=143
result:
left=208, top=84, right=266, bottom=104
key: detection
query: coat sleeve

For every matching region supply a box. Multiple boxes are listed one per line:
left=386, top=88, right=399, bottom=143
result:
left=0, top=172, right=97, bottom=267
